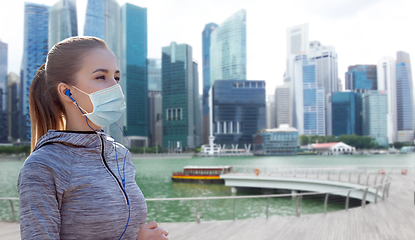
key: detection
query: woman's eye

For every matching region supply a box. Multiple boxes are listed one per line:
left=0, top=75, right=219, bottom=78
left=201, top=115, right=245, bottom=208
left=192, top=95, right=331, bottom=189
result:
left=115, top=77, right=120, bottom=82
left=96, top=75, right=105, bottom=80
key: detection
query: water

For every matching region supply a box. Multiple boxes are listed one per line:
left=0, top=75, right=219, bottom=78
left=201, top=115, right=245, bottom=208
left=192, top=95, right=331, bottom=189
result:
left=1, top=154, right=413, bottom=222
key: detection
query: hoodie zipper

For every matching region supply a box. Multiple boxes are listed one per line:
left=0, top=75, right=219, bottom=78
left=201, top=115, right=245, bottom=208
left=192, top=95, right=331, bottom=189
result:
left=98, top=134, right=129, bottom=205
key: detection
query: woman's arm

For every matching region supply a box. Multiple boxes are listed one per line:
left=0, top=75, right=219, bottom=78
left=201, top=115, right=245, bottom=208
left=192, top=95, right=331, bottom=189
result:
left=18, top=161, right=62, bottom=240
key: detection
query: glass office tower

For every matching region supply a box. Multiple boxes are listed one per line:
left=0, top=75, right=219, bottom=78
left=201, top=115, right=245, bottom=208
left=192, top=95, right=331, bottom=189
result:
left=212, top=80, right=266, bottom=148
left=120, top=3, right=148, bottom=139
left=395, top=51, right=414, bottom=142
left=7, top=73, right=20, bottom=142
left=377, top=56, right=397, bottom=144
left=202, top=22, right=218, bottom=144
left=84, top=0, right=120, bottom=56
left=331, top=91, right=355, bottom=136
left=362, top=90, right=388, bottom=146
left=345, top=65, right=377, bottom=91
left=48, top=0, right=78, bottom=50
left=162, top=42, right=199, bottom=149
left=292, top=55, right=325, bottom=136
left=21, top=3, right=50, bottom=141
left=210, top=9, right=246, bottom=84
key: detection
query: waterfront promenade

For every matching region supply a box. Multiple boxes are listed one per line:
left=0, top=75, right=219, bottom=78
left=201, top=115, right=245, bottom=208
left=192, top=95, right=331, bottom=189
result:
left=1, top=174, right=413, bottom=239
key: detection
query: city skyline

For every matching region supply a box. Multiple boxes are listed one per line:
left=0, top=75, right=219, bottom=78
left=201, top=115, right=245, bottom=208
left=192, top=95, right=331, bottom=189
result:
left=1, top=0, right=414, bottom=95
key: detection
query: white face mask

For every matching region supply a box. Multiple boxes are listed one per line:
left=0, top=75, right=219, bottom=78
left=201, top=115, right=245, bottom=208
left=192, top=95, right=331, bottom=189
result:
left=72, top=84, right=126, bottom=127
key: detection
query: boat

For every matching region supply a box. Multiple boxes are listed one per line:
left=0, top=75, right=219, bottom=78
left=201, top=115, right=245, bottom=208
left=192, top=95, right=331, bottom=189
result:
left=171, top=166, right=233, bottom=183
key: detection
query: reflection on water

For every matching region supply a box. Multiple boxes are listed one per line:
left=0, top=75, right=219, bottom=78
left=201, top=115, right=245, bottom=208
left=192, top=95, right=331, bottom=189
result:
left=0, top=154, right=413, bottom=222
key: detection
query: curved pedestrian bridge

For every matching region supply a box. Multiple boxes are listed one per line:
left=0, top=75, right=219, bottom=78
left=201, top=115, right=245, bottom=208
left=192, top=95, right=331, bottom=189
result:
left=220, top=167, right=391, bottom=203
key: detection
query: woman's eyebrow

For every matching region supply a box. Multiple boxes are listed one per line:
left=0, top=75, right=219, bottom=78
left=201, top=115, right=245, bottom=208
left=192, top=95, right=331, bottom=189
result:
left=92, top=69, right=108, bottom=74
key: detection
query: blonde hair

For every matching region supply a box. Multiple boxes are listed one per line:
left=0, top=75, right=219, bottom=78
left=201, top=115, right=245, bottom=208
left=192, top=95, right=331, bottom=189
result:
left=29, top=37, right=108, bottom=151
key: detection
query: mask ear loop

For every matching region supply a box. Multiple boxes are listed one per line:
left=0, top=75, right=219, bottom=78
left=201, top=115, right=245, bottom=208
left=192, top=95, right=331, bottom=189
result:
left=67, top=88, right=96, bottom=132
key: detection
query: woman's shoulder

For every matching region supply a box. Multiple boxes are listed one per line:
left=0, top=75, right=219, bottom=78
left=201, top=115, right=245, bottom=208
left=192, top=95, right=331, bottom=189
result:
left=23, top=144, right=73, bottom=172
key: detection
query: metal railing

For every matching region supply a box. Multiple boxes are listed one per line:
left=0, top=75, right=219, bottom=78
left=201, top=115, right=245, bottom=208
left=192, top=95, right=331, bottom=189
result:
left=0, top=169, right=394, bottom=223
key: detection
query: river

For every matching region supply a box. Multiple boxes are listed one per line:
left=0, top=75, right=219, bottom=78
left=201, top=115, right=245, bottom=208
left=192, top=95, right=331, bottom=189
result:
left=0, top=154, right=413, bottom=222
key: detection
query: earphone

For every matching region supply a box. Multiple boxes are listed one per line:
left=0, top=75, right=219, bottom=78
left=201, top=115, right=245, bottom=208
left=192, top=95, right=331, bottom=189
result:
left=65, top=89, right=76, bottom=102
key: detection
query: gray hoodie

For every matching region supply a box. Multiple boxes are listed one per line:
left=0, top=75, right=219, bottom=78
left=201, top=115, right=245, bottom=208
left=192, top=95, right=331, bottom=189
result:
left=18, top=130, right=147, bottom=240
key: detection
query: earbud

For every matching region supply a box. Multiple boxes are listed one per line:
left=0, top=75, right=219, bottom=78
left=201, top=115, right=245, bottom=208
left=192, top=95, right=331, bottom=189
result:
left=65, top=89, right=76, bottom=102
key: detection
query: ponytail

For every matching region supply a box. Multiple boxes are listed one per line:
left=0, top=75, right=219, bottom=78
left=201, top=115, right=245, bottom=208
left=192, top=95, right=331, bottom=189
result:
left=29, top=64, right=65, bottom=152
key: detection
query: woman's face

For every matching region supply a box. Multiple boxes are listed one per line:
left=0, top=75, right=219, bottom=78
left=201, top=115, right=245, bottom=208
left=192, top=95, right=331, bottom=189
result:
left=70, top=47, right=120, bottom=115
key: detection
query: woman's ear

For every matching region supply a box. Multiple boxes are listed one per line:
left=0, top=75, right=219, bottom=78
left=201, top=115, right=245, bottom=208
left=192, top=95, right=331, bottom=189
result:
left=58, top=83, right=74, bottom=103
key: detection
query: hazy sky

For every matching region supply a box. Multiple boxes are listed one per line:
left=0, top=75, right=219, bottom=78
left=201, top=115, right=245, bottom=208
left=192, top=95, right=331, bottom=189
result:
left=0, top=0, right=414, bottom=95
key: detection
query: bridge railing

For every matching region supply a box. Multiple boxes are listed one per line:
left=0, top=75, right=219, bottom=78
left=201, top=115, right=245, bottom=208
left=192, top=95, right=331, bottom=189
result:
left=0, top=170, right=393, bottom=223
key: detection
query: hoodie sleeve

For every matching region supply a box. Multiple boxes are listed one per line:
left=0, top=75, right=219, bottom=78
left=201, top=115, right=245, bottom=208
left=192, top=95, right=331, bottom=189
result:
left=17, top=159, right=66, bottom=240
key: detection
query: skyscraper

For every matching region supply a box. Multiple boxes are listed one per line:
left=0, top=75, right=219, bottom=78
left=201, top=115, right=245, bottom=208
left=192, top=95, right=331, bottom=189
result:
left=286, top=23, right=309, bottom=81
left=331, top=91, right=355, bottom=136
left=120, top=3, right=148, bottom=141
left=7, top=72, right=20, bottom=142
left=202, top=22, right=218, bottom=144
left=362, top=90, right=388, bottom=146
left=377, top=56, right=397, bottom=144
left=148, top=90, right=162, bottom=147
left=21, top=3, right=50, bottom=141
left=395, top=51, right=414, bottom=142
left=345, top=65, right=377, bottom=91
left=308, top=41, right=339, bottom=94
left=286, top=23, right=309, bottom=127
left=212, top=80, right=266, bottom=148
left=48, top=0, right=78, bottom=50
left=292, top=55, right=325, bottom=136
left=84, top=0, right=121, bottom=141
left=84, top=0, right=120, bottom=55
left=148, top=58, right=161, bottom=91
left=210, top=9, right=246, bottom=84
left=308, top=41, right=338, bottom=135
left=193, top=61, right=201, bottom=147
left=275, top=81, right=290, bottom=128
left=162, top=42, right=198, bottom=149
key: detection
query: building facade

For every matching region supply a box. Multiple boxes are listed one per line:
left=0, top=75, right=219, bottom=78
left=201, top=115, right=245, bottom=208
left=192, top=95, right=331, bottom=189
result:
left=212, top=80, right=266, bottom=148
left=275, top=81, right=290, bottom=128
left=331, top=91, right=355, bottom=136
left=377, top=56, right=397, bottom=144
left=120, top=3, right=148, bottom=141
left=202, top=22, right=218, bottom=144
left=345, top=65, right=377, bottom=91
left=253, top=127, right=298, bottom=156
left=395, top=51, right=414, bottom=143
left=193, top=61, right=201, bottom=147
left=362, top=90, right=388, bottom=146
left=148, top=58, right=161, bottom=91
left=210, top=9, right=246, bottom=84
left=286, top=23, right=309, bottom=127
left=148, top=91, right=162, bottom=147
left=292, top=55, right=325, bottom=136
left=162, top=42, right=199, bottom=149
left=21, top=3, right=50, bottom=141
left=48, top=0, right=78, bottom=50
left=7, top=72, right=20, bottom=142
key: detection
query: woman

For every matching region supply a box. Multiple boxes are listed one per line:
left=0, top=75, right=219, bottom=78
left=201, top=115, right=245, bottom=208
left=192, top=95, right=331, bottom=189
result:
left=17, top=37, right=168, bottom=240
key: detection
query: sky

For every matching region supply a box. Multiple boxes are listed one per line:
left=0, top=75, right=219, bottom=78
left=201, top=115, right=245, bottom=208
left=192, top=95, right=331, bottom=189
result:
left=0, top=0, right=414, bottom=96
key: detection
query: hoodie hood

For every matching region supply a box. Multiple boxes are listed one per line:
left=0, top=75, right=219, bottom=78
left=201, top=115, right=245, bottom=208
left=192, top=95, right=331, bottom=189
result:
left=33, top=130, right=115, bottom=157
